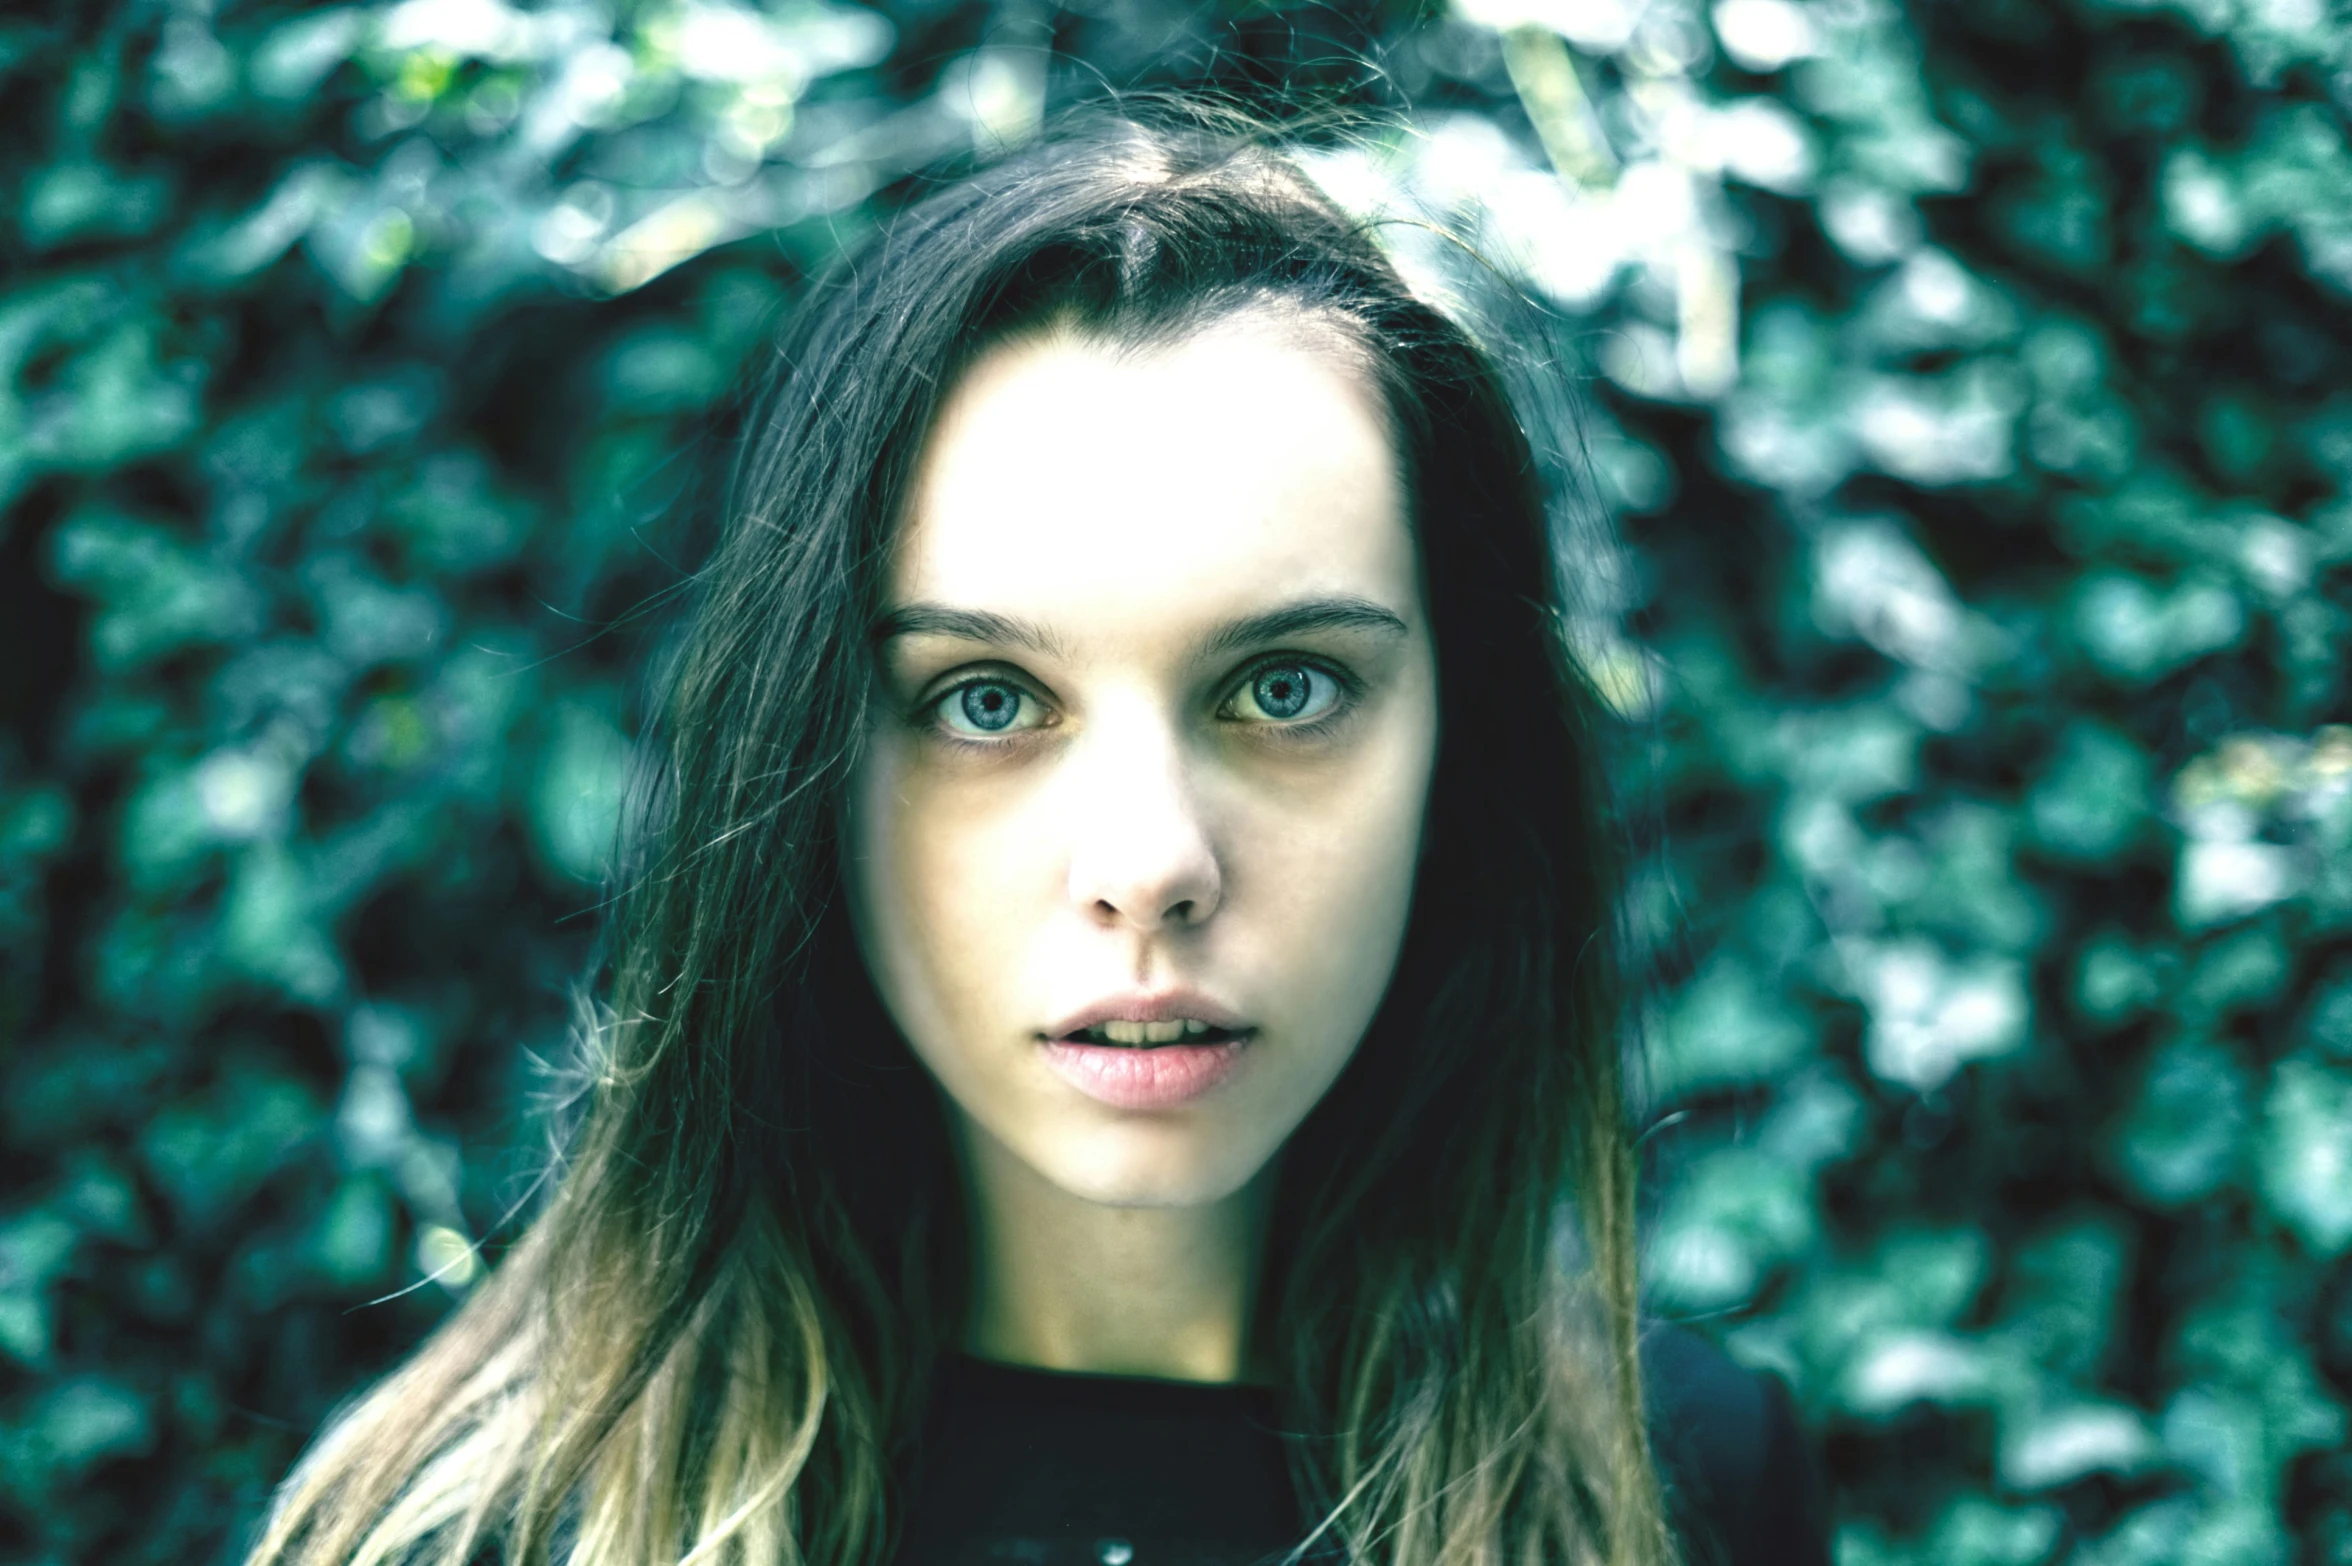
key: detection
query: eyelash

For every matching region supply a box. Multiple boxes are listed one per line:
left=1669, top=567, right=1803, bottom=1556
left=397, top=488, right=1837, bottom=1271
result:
left=917, top=655, right=1360, bottom=750
left=1216, top=655, right=1359, bottom=735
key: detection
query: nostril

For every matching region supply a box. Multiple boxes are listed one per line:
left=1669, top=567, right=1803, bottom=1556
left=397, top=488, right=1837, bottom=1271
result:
left=1071, top=858, right=1221, bottom=930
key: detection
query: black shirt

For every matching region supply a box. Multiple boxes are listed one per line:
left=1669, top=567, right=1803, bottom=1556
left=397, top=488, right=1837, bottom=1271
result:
left=893, top=1328, right=1831, bottom=1566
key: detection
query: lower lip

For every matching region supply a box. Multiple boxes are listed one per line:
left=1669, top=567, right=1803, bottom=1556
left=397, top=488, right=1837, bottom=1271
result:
left=1041, top=1037, right=1249, bottom=1109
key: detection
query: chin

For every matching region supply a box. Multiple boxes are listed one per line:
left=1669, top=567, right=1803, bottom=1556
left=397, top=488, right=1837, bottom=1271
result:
left=1041, top=1126, right=1270, bottom=1209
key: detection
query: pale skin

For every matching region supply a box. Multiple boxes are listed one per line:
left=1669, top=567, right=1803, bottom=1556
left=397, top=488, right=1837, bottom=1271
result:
left=842, top=312, right=1440, bottom=1385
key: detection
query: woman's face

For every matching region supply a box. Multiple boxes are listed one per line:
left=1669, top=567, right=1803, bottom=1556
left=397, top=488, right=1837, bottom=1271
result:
left=843, top=314, right=1440, bottom=1209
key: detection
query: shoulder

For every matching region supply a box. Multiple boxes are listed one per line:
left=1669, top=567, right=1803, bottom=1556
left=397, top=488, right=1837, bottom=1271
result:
left=1639, top=1325, right=1832, bottom=1566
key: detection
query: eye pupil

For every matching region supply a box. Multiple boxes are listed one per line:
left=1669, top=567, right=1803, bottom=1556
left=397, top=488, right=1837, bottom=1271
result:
left=960, top=683, right=1019, bottom=732
left=1254, top=666, right=1312, bottom=720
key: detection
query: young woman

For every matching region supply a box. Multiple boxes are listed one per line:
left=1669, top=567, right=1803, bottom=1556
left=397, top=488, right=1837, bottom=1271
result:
left=247, top=113, right=1829, bottom=1566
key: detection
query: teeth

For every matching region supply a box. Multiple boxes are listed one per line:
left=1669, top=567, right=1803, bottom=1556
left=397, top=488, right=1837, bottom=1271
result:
left=1087, top=1018, right=1219, bottom=1047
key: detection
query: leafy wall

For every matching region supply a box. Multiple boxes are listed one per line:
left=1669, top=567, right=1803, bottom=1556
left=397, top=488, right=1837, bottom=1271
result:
left=2, top=0, right=2348, bottom=1561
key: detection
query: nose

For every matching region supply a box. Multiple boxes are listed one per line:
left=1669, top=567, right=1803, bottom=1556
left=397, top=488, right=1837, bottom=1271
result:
left=1062, top=712, right=1222, bottom=934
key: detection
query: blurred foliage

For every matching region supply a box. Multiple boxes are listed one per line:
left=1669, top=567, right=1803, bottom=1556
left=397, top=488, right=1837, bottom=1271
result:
left=2, top=0, right=2349, bottom=1562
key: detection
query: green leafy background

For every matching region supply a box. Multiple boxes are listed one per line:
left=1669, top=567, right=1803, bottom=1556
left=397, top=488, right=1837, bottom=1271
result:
left=4, top=0, right=2349, bottom=1560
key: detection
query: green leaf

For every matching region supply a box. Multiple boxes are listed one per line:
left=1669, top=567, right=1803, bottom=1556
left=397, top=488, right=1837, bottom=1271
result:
left=2109, top=1036, right=2249, bottom=1205
left=47, top=508, right=258, bottom=671
left=308, top=1174, right=393, bottom=1286
left=2257, top=1058, right=2352, bottom=1254
left=0, top=1378, right=154, bottom=1490
left=2027, top=722, right=2153, bottom=861
left=138, top=1066, right=322, bottom=1219
left=532, top=697, right=630, bottom=884
left=1651, top=953, right=1814, bottom=1098
left=0, top=1215, right=76, bottom=1367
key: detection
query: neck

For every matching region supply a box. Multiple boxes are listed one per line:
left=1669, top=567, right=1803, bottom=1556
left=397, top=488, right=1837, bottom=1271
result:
left=953, top=1120, right=1275, bottom=1385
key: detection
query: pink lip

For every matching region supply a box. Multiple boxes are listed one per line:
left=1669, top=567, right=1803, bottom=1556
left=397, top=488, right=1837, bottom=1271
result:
left=1041, top=1037, right=1249, bottom=1110
left=1041, top=988, right=1251, bottom=1039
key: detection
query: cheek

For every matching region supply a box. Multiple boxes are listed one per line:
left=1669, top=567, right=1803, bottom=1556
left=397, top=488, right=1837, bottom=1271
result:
left=845, top=744, right=1037, bottom=1050
left=1235, top=704, right=1437, bottom=1045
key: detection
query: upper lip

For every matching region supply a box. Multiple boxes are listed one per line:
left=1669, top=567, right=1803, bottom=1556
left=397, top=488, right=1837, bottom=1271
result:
left=1042, top=989, right=1253, bottom=1039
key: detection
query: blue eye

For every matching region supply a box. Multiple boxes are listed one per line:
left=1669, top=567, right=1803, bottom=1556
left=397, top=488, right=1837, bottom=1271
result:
left=1225, top=661, right=1340, bottom=724
left=932, top=678, right=1043, bottom=739
left=954, top=682, right=1021, bottom=732
left=1255, top=666, right=1311, bottom=718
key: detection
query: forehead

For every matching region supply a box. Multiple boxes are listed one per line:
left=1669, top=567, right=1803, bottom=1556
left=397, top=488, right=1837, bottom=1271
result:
left=891, top=318, right=1414, bottom=626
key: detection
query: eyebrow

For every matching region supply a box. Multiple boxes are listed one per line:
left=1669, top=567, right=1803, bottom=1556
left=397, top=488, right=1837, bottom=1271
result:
left=873, top=595, right=1410, bottom=663
left=1193, top=596, right=1411, bottom=660
left=872, top=603, right=1070, bottom=659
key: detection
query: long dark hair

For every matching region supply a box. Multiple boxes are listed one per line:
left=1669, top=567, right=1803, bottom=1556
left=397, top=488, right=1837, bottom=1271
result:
left=247, top=109, right=1675, bottom=1566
